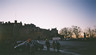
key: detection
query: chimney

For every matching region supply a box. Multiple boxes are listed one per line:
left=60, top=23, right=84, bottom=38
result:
left=15, top=20, right=17, bottom=23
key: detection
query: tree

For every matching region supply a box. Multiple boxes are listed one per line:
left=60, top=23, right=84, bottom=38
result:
left=72, top=26, right=81, bottom=39
left=93, top=26, right=96, bottom=38
left=86, top=28, right=96, bottom=38
left=68, top=28, right=73, bottom=38
left=59, top=27, right=73, bottom=38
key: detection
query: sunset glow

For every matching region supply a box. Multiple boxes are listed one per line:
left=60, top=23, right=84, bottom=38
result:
left=0, top=0, right=96, bottom=30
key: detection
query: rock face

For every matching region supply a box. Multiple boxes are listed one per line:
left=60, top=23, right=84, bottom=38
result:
left=0, top=20, right=59, bottom=41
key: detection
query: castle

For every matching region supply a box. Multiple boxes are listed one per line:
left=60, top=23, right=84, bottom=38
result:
left=0, top=20, right=59, bottom=41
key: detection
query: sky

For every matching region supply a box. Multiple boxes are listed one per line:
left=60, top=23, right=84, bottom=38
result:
left=0, top=0, right=96, bottom=31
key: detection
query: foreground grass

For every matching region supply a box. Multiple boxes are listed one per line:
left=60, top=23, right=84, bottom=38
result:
left=0, top=40, right=96, bottom=55
left=0, top=50, right=65, bottom=55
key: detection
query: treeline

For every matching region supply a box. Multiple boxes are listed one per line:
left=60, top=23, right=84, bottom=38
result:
left=59, top=25, right=96, bottom=39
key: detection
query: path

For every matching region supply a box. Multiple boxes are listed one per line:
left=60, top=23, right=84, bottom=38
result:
left=43, top=45, right=80, bottom=55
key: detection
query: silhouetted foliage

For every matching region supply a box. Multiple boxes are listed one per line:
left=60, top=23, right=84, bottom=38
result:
left=59, top=27, right=73, bottom=38
left=86, top=27, right=96, bottom=38
left=72, top=26, right=81, bottom=39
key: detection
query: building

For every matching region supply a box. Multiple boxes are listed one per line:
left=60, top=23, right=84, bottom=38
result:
left=0, top=20, right=59, bottom=42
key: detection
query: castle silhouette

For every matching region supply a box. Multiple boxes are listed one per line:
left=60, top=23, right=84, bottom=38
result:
left=0, top=20, right=59, bottom=41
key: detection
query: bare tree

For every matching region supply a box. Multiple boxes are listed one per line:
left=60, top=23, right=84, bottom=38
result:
left=93, top=26, right=96, bottom=37
left=59, top=27, right=73, bottom=38
left=68, top=28, right=73, bottom=38
left=72, top=26, right=81, bottom=39
left=86, top=27, right=96, bottom=38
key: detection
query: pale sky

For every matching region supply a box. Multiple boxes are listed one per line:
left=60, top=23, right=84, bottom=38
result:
left=0, top=0, right=96, bottom=30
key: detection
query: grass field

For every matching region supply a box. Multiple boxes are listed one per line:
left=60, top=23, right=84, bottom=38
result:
left=0, top=40, right=96, bottom=55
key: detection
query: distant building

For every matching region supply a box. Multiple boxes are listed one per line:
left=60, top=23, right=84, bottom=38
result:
left=0, top=20, right=59, bottom=41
